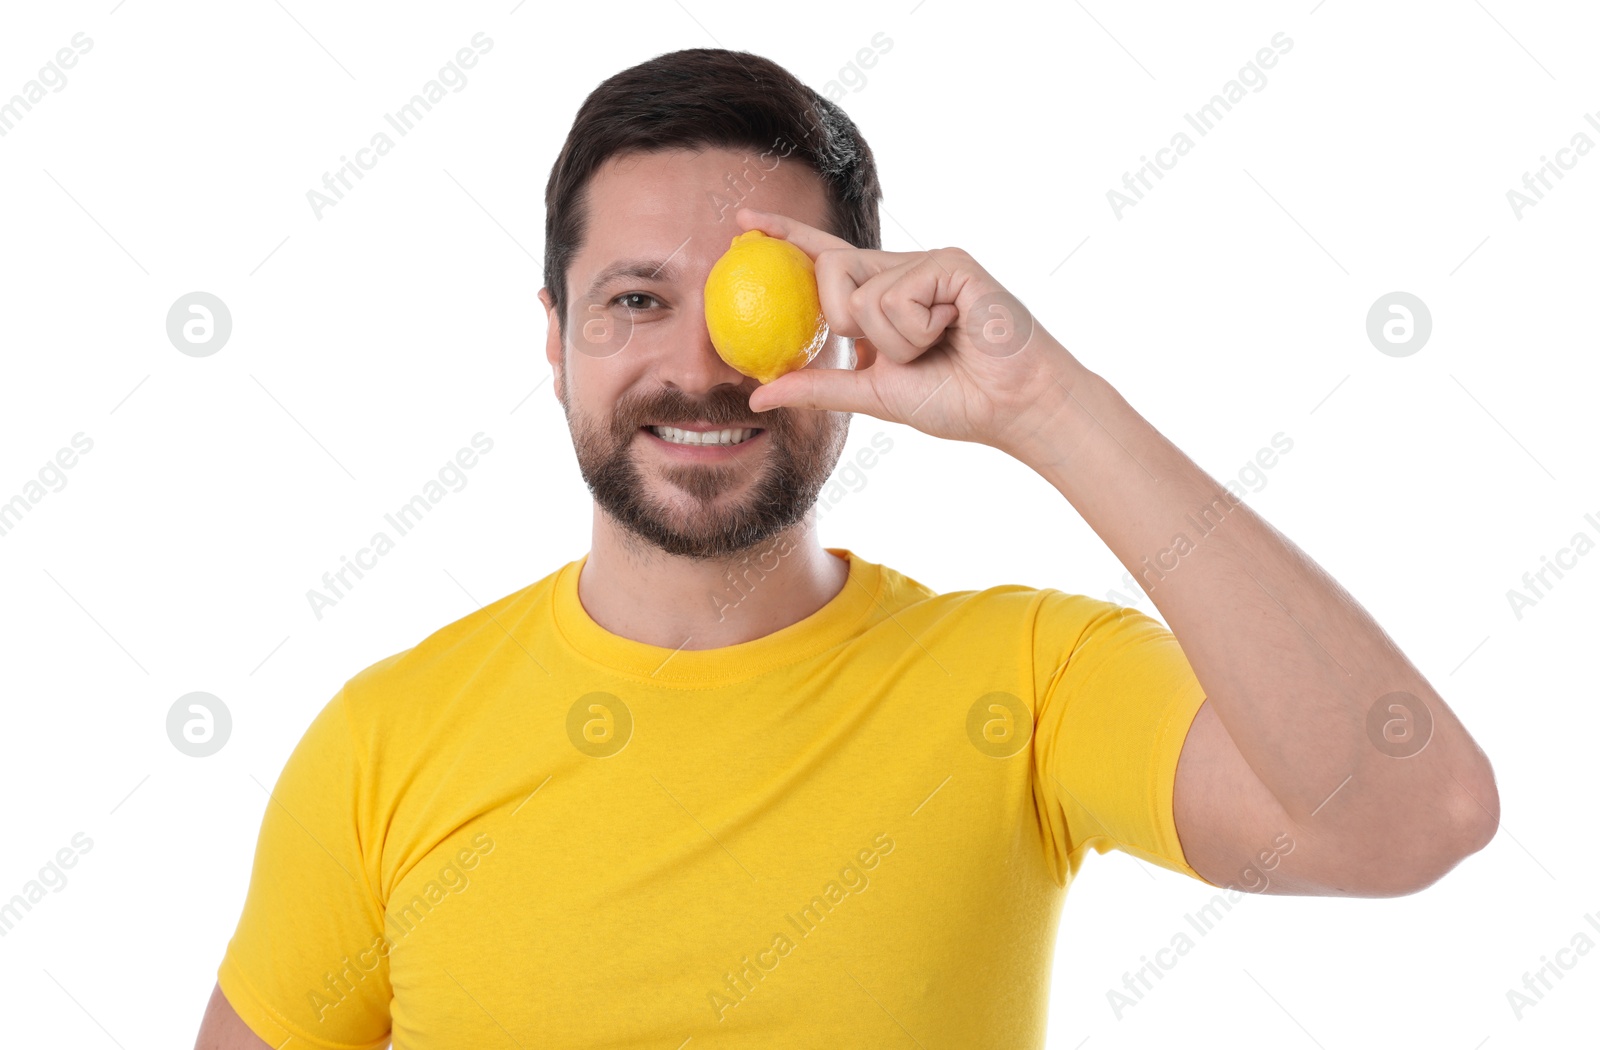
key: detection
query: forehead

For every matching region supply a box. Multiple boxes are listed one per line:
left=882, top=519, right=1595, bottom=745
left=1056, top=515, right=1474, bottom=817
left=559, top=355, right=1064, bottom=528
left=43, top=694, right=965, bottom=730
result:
left=570, top=147, right=834, bottom=292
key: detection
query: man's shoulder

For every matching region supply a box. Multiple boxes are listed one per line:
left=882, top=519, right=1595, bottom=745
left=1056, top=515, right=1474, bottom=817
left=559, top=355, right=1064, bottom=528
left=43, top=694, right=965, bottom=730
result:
left=338, top=558, right=574, bottom=715
left=864, top=554, right=1115, bottom=635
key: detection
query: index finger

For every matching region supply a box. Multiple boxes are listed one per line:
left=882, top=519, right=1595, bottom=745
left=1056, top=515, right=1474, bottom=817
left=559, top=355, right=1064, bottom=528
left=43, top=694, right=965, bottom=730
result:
left=733, top=205, right=910, bottom=304
left=734, top=207, right=856, bottom=261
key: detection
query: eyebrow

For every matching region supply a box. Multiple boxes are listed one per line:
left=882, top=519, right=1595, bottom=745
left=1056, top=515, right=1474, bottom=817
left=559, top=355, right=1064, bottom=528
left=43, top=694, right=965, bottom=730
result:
left=583, top=258, right=685, bottom=300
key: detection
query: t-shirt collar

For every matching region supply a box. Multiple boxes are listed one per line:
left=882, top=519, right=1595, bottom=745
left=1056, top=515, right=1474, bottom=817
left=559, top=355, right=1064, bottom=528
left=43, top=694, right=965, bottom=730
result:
left=548, top=547, right=882, bottom=684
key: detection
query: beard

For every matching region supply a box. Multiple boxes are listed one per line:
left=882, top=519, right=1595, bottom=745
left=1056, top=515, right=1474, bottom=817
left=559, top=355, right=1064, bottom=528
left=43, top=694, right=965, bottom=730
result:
left=561, top=379, right=849, bottom=560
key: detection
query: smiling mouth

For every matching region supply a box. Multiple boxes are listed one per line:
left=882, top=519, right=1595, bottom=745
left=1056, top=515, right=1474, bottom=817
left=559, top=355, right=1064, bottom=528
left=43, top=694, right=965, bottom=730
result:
left=644, top=425, right=763, bottom=447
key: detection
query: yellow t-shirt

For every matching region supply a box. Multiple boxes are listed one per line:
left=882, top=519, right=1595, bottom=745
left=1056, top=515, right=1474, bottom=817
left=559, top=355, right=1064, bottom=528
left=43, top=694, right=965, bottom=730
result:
left=218, top=548, right=1212, bottom=1048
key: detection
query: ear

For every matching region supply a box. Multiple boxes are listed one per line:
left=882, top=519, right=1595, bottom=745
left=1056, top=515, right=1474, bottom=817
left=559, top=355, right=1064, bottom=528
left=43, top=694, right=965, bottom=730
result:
left=537, top=287, right=564, bottom=403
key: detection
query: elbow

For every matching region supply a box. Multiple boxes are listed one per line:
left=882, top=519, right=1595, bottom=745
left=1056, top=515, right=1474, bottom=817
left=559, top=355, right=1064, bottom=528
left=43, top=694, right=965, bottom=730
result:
left=1391, top=754, right=1502, bottom=896
left=1446, top=752, right=1500, bottom=860
left=1270, top=723, right=1501, bottom=898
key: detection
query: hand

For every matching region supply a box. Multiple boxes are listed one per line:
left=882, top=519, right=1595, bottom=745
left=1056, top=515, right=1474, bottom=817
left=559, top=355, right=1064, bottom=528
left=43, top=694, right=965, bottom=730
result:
left=737, top=207, right=1082, bottom=452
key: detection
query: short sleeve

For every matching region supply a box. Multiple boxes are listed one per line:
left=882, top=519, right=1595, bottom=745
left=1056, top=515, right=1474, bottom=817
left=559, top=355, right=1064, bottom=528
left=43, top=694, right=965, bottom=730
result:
left=1030, top=591, right=1214, bottom=887
left=218, top=688, right=393, bottom=1049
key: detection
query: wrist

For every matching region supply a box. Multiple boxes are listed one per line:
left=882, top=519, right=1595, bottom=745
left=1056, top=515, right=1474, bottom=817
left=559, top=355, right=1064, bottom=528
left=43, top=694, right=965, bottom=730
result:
left=991, top=339, right=1102, bottom=469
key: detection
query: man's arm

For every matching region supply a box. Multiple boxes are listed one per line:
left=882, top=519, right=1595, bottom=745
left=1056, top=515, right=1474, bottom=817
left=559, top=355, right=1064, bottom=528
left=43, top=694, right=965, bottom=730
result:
left=1008, top=367, right=1498, bottom=897
left=193, top=982, right=271, bottom=1050
left=734, top=207, right=1499, bottom=897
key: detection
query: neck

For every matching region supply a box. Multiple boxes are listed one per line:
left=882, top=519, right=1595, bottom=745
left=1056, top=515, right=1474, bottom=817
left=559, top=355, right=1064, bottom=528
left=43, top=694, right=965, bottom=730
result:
left=578, top=509, right=849, bottom=650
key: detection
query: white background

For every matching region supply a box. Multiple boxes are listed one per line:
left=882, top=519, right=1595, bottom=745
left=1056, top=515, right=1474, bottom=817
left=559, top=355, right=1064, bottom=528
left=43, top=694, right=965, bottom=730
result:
left=1, top=0, right=1595, bottom=1046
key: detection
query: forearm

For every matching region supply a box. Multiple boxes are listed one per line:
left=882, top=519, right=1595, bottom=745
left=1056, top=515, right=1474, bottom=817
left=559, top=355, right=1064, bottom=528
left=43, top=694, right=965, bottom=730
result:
left=1005, top=345, right=1497, bottom=848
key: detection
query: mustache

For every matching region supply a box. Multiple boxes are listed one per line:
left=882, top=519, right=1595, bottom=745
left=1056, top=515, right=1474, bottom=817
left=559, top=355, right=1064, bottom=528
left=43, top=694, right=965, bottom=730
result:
left=607, top=386, right=791, bottom=442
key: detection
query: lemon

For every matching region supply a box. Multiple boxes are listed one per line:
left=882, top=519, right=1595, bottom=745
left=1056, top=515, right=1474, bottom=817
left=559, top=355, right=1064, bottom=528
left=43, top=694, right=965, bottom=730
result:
left=703, top=230, right=829, bottom=384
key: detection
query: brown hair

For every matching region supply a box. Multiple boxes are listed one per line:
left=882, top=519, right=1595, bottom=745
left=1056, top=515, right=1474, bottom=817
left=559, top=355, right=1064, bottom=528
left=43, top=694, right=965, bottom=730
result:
left=541, top=48, right=882, bottom=330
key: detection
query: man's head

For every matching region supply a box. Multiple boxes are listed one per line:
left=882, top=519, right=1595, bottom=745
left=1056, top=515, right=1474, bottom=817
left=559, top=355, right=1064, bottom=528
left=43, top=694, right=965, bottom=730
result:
left=537, top=49, right=882, bottom=561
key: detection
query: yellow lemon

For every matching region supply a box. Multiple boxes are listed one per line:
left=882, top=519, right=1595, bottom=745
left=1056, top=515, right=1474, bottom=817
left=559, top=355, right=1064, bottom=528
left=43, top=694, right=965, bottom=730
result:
left=703, top=230, right=829, bottom=384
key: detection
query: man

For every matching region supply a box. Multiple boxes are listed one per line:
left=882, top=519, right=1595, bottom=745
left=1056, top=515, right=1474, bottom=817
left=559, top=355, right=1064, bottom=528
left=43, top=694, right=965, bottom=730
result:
left=197, top=47, right=1498, bottom=1048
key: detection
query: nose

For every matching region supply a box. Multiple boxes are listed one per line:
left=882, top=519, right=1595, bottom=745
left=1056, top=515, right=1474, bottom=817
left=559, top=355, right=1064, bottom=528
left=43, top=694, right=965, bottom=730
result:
left=653, top=289, right=752, bottom=398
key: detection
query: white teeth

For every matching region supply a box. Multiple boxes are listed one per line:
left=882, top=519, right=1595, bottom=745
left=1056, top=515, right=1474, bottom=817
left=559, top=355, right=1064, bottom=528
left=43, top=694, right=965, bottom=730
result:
left=649, top=426, right=756, bottom=446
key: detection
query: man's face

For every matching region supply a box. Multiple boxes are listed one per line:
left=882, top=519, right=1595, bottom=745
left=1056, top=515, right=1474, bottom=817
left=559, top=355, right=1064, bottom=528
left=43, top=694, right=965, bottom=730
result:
left=540, top=147, right=852, bottom=560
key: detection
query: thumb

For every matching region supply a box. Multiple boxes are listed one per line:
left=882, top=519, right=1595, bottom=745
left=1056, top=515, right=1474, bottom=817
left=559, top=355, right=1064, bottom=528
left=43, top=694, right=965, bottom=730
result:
left=749, top=365, right=879, bottom=415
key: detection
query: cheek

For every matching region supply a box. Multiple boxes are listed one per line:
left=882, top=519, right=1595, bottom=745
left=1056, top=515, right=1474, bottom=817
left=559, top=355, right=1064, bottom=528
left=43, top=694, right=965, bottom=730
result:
left=565, top=356, right=626, bottom=409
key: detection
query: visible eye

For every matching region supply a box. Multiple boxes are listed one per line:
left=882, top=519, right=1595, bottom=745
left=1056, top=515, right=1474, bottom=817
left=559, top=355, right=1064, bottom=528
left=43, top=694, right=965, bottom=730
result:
left=612, top=291, right=661, bottom=311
